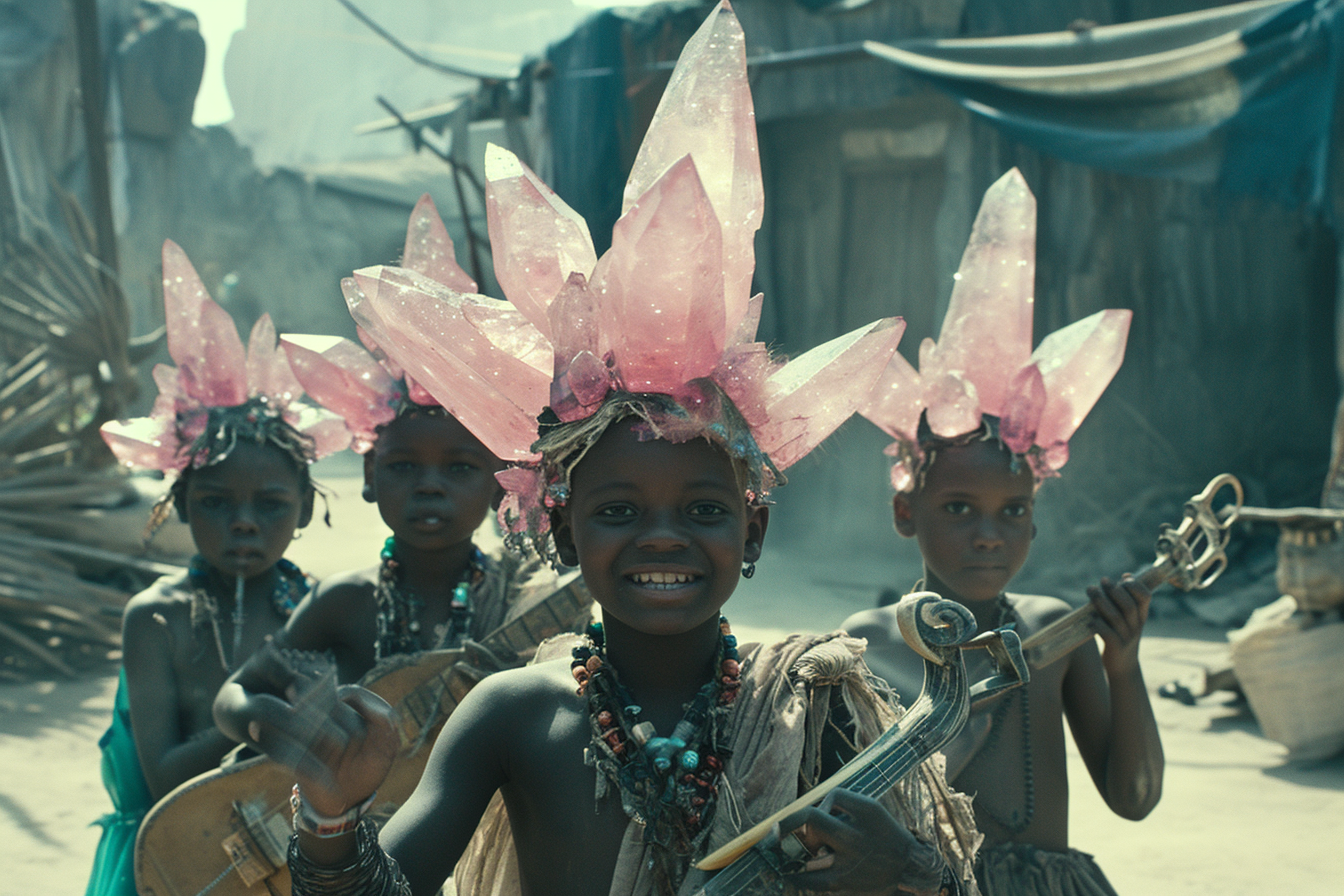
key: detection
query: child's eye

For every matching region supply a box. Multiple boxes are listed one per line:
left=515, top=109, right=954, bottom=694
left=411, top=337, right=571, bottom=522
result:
left=943, top=501, right=971, bottom=515
left=595, top=504, right=637, bottom=519
left=688, top=502, right=729, bottom=519
left=196, top=495, right=226, bottom=509
left=447, top=461, right=479, bottom=474
left=384, top=460, right=416, bottom=473
left=1003, top=503, right=1029, bottom=518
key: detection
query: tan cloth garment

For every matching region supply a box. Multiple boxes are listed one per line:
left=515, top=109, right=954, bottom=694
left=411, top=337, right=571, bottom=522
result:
left=453, top=632, right=982, bottom=896
left=975, top=843, right=1118, bottom=896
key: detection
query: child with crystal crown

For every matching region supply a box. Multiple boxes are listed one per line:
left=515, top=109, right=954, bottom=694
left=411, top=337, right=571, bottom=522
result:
left=85, top=240, right=349, bottom=896
left=210, top=195, right=578, bottom=694
left=841, top=170, right=1162, bottom=896
left=214, top=4, right=985, bottom=894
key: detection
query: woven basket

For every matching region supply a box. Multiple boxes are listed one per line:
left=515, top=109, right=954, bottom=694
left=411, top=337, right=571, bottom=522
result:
left=1231, top=607, right=1344, bottom=760
left=1276, top=522, right=1344, bottom=612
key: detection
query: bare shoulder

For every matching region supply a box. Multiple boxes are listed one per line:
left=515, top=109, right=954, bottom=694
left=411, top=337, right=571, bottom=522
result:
left=309, top=565, right=380, bottom=600
left=122, top=572, right=192, bottom=632
left=840, top=606, right=903, bottom=646
left=1004, top=592, right=1074, bottom=634
left=466, top=656, right=574, bottom=717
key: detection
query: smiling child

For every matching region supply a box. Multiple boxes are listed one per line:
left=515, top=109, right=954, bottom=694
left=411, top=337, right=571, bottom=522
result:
left=842, top=172, right=1162, bottom=896
left=213, top=4, right=985, bottom=894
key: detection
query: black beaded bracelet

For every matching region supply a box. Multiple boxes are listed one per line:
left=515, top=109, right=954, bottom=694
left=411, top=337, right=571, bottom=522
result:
left=287, top=819, right=412, bottom=896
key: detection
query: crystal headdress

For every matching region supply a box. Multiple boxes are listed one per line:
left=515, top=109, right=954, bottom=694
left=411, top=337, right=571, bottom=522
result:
left=343, top=1, right=905, bottom=549
left=99, top=240, right=349, bottom=472
left=281, top=195, right=469, bottom=454
left=861, top=169, right=1132, bottom=492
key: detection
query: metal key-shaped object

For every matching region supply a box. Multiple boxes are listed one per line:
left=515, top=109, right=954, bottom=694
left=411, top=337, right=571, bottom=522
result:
left=1021, top=473, right=1243, bottom=670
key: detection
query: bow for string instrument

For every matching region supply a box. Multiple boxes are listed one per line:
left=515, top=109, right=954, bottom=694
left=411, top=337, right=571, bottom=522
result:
left=1020, top=473, right=1243, bottom=671
left=691, top=591, right=1028, bottom=896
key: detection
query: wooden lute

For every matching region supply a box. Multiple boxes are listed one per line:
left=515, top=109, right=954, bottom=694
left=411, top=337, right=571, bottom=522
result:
left=691, top=591, right=1027, bottom=895
left=1020, top=473, right=1242, bottom=670
left=133, top=573, right=591, bottom=896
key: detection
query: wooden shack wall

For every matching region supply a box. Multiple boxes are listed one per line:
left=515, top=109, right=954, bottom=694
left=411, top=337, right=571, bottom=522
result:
left=722, top=0, right=1341, bottom=589
left=752, top=89, right=1338, bottom=588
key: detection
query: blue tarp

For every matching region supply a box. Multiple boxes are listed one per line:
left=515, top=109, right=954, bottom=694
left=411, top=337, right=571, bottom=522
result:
left=864, top=0, right=1344, bottom=208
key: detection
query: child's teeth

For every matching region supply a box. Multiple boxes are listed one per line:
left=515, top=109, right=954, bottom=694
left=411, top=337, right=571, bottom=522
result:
left=632, top=572, right=693, bottom=585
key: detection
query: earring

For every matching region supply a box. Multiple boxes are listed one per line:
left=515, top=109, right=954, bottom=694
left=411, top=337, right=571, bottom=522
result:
left=361, top=483, right=375, bottom=502
left=292, top=529, right=304, bottom=541
left=741, top=562, right=755, bottom=579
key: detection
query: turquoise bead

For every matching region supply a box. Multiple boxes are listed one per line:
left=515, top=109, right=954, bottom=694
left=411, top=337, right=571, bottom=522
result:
left=680, top=750, right=699, bottom=771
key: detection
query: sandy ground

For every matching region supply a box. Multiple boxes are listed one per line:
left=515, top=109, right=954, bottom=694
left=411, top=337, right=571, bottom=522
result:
left=2, top=461, right=1342, bottom=894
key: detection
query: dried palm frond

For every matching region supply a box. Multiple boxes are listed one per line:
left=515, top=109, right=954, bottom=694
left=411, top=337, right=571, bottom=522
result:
left=0, top=189, right=186, bottom=680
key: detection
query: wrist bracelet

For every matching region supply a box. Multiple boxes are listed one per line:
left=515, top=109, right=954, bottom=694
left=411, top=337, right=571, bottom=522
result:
left=291, top=784, right=377, bottom=838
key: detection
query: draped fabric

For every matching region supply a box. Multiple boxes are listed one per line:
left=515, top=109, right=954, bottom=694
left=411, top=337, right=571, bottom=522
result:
left=84, top=670, right=155, bottom=896
left=863, top=0, right=1344, bottom=208
left=975, top=843, right=1120, bottom=896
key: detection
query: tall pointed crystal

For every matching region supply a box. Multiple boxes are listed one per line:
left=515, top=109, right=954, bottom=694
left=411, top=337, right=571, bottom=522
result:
left=162, top=240, right=247, bottom=407
left=403, top=193, right=477, bottom=293
left=485, top=144, right=597, bottom=340
left=1033, top=308, right=1131, bottom=448
left=623, top=0, right=760, bottom=338
left=932, top=169, right=1035, bottom=417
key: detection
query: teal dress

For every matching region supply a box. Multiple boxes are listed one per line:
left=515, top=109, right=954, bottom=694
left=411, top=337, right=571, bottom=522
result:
left=84, top=669, right=154, bottom=896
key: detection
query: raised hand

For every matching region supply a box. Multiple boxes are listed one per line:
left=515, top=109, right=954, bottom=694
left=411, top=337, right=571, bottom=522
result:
left=217, top=643, right=400, bottom=817
left=1086, top=575, right=1151, bottom=678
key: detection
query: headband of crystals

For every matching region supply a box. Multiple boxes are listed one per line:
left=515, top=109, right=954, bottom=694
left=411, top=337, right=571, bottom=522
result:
left=861, top=169, right=1132, bottom=492
left=280, top=195, right=467, bottom=453
left=99, top=240, right=348, bottom=473
left=342, top=0, right=905, bottom=552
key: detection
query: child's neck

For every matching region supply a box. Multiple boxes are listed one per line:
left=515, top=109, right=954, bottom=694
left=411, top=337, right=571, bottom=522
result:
left=599, top=614, right=722, bottom=734
left=201, top=563, right=282, bottom=607
left=392, top=537, right=477, bottom=598
left=922, top=570, right=1005, bottom=636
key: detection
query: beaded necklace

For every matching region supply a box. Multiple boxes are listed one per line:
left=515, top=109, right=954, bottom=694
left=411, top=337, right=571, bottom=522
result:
left=188, top=556, right=312, bottom=673
left=572, top=617, right=741, bottom=887
left=373, top=536, right=485, bottom=660
left=977, top=593, right=1034, bottom=834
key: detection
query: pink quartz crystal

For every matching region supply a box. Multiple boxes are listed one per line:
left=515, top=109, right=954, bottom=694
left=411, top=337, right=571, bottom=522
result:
left=623, top=0, right=760, bottom=339
left=403, top=193, right=476, bottom=293
left=162, top=240, right=247, bottom=407
left=485, top=144, right=597, bottom=340
left=928, top=169, right=1035, bottom=418
left=282, top=334, right=398, bottom=452
left=1032, top=308, right=1131, bottom=448
left=245, top=314, right=303, bottom=406
left=349, top=265, right=546, bottom=461
left=861, top=351, right=924, bottom=441
left=755, top=318, right=905, bottom=470
left=592, top=155, right=726, bottom=393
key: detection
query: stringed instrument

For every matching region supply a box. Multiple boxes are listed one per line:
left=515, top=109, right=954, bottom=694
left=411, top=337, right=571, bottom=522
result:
left=133, top=572, right=591, bottom=896
left=692, top=591, right=1027, bottom=895
left=1020, top=473, right=1243, bottom=670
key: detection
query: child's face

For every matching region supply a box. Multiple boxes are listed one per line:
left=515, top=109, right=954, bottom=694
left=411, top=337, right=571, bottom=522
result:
left=181, top=441, right=314, bottom=581
left=894, top=439, right=1034, bottom=603
left=553, top=422, right=768, bottom=637
left=363, top=412, right=503, bottom=552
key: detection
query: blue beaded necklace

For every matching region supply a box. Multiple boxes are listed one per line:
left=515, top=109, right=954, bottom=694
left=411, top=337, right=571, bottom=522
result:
left=373, top=536, right=485, bottom=660
left=187, top=556, right=312, bottom=672
left=572, top=617, right=741, bottom=883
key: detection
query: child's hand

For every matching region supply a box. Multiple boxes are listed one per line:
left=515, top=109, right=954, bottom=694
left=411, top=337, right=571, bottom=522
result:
left=779, top=789, right=931, bottom=895
left=1087, top=575, right=1151, bottom=678
left=230, top=647, right=400, bottom=817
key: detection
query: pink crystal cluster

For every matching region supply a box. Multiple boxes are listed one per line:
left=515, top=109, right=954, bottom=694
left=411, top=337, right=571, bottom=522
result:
left=345, top=1, right=905, bottom=538
left=100, top=241, right=349, bottom=472
left=281, top=195, right=473, bottom=453
left=861, top=169, right=1132, bottom=491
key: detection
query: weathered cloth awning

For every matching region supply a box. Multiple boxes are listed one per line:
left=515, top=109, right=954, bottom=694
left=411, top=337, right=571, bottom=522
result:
left=858, top=0, right=1343, bottom=207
